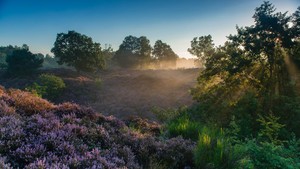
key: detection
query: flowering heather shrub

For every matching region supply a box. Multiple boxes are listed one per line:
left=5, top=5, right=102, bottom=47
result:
left=126, top=117, right=161, bottom=136
left=0, top=86, right=5, bottom=96
left=0, top=156, right=12, bottom=169
left=7, top=89, right=54, bottom=115
left=0, top=86, right=195, bottom=168
left=0, top=100, right=15, bottom=115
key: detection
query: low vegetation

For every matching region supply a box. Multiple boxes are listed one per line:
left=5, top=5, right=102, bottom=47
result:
left=0, top=86, right=195, bottom=168
left=26, top=74, right=66, bottom=101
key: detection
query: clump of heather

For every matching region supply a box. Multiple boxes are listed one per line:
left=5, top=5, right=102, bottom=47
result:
left=0, top=86, right=195, bottom=168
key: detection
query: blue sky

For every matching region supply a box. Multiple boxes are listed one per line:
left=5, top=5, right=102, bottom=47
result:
left=0, top=0, right=298, bottom=58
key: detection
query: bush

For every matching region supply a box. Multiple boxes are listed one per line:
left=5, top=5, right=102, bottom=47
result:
left=27, top=74, right=66, bottom=101
left=8, top=89, right=54, bottom=115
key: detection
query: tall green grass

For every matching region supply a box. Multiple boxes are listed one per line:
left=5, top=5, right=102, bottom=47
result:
left=167, top=113, right=202, bottom=141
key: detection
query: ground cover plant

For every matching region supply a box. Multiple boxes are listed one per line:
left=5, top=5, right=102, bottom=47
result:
left=0, top=86, right=195, bottom=168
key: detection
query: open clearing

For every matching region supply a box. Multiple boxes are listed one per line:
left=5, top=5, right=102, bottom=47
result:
left=0, top=68, right=199, bottom=120
left=59, top=69, right=199, bottom=120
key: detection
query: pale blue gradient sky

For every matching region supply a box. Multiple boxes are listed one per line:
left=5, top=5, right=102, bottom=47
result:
left=0, top=0, right=298, bottom=58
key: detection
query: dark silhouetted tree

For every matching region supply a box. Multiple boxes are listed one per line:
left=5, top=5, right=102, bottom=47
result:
left=292, top=6, right=300, bottom=38
left=191, top=2, right=298, bottom=129
left=153, top=40, right=178, bottom=68
left=51, top=31, right=105, bottom=73
left=114, top=35, right=152, bottom=68
left=230, top=1, right=293, bottom=97
left=138, top=36, right=152, bottom=67
left=6, top=46, right=43, bottom=76
left=288, top=6, right=300, bottom=66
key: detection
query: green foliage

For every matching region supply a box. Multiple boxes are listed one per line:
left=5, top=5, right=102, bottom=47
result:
left=51, top=30, right=105, bottom=73
left=190, top=2, right=300, bottom=138
left=166, top=113, right=202, bottom=141
left=292, top=6, right=300, bottom=38
left=194, top=127, right=236, bottom=169
left=94, top=77, right=102, bottom=89
left=188, top=35, right=215, bottom=67
left=153, top=40, right=178, bottom=68
left=0, top=63, right=7, bottom=70
left=102, top=45, right=115, bottom=68
left=271, top=95, right=300, bottom=136
left=225, top=116, right=241, bottom=145
left=257, top=114, right=285, bottom=144
left=228, top=1, right=293, bottom=97
left=27, top=74, right=66, bottom=101
left=289, top=41, right=300, bottom=66
left=0, top=45, right=20, bottom=69
left=6, top=47, right=43, bottom=76
left=234, top=139, right=300, bottom=169
left=231, top=92, right=261, bottom=138
left=114, top=35, right=152, bottom=68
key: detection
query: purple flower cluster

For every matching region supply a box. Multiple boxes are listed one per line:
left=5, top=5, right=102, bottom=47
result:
left=0, top=86, right=195, bottom=168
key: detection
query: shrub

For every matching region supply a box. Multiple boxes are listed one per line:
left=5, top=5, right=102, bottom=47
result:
left=8, top=89, right=54, bottom=115
left=27, top=74, right=66, bottom=101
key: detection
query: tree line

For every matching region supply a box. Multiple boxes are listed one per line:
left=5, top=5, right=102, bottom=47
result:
left=0, top=32, right=181, bottom=76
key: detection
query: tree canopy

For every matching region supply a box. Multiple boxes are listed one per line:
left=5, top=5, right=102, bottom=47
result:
left=190, top=2, right=300, bottom=135
left=114, top=35, right=152, bottom=68
left=51, top=31, right=105, bottom=73
left=153, top=40, right=178, bottom=68
left=6, top=46, right=43, bottom=76
left=188, top=35, right=215, bottom=67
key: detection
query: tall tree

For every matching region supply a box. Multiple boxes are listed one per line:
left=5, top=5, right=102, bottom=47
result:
left=153, top=40, right=178, bottom=68
left=138, top=36, right=152, bottom=67
left=191, top=1, right=297, bottom=122
left=51, top=31, right=105, bottom=73
left=229, top=1, right=293, bottom=96
left=6, top=46, right=43, bottom=76
left=114, top=36, right=139, bottom=68
left=292, top=6, right=300, bottom=38
left=114, top=35, right=152, bottom=68
left=289, top=7, right=300, bottom=65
